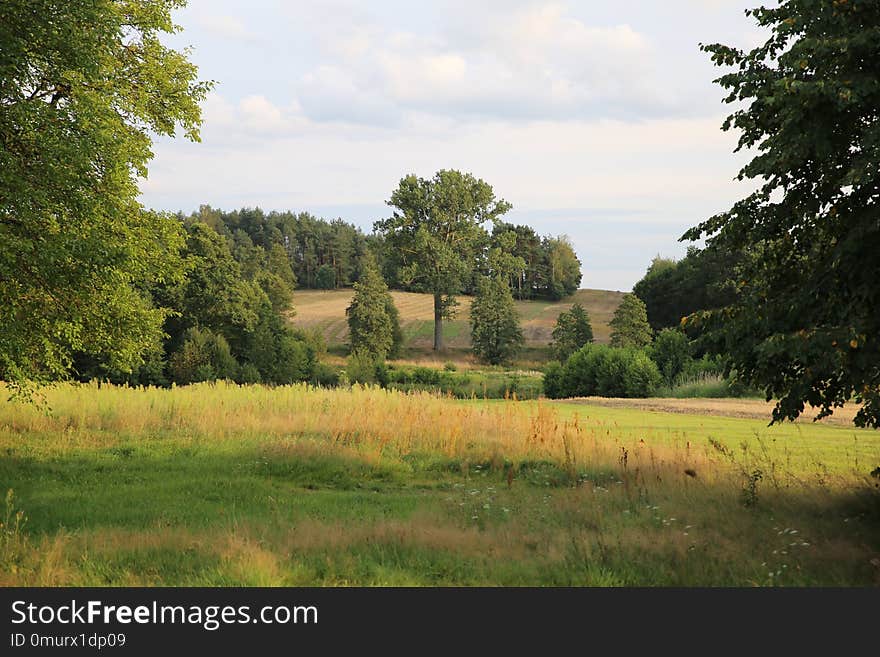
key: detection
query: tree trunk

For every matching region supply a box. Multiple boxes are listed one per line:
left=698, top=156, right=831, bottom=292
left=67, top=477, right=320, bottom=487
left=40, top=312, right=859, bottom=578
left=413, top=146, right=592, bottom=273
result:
left=433, top=292, right=443, bottom=351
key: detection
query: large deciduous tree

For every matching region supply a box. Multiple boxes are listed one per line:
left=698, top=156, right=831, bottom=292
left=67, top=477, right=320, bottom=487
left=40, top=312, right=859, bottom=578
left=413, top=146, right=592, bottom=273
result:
left=376, top=170, right=511, bottom=351
left=684, top=0, right=880, bottom=427
left=0, top=0, right=211, bottom=393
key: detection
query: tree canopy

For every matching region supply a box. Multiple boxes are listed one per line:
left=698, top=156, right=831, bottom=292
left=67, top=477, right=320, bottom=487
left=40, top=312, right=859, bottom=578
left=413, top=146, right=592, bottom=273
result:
left=375, top=170, right=512, bottom=351
left=551, top=303, right=594, bottom=361
left=609, top=294, right=653, bottom=349
left=684, top=0, right=880, bottom=427
left=469, top=275, right=524, bottom=366
left=346, top=254, right=399, bottom=361
left=0, top=0, right=211, bottom=393
left=633, top=248, right=738, bottom=333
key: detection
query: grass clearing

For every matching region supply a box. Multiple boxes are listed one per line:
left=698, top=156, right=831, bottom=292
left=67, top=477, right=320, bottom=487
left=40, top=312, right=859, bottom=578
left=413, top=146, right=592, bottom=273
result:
left=1, top=382, right=878, bottom=586
left=290, top=288, right=626, bottom=360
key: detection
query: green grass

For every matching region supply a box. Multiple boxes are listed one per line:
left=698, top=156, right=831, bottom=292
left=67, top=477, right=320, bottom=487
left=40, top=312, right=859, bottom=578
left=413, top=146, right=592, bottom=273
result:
left=1, top=383, right=878, bottom=586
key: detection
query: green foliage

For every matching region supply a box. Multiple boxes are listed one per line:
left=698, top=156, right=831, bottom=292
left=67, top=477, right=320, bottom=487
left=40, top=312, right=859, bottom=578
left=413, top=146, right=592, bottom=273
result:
left=470, top=276, right=525, bottom=366
left=168, top=327, right=238, bottom=385
left=0, top=0, right=211, bottom=392
left=346, top=350, right=379, bottom=385
left=376, top=170, right=512, bottom=350
left=545, top=236, right=582, bottom=300
left=311, top=362, right=340, bottom=388
left=609, top=294, right=653, bottom=349
left=685, top=0, right=880, bottom=427
left=650, top=328, right=692, bottom=386
left=551, top=303, right=594, bottom=360
left=633, top=249, right=738, bottom=333
left=542, top=361, right=565, bottom=399
left=346, top=254, right=396, bottom=360
left=546, top=344, right=661, bottom=399
left=314, top=264, right=337, bottom=290
left=384, top=365, right=543, bottom=400
left=237, top=363, right=262, bottom=385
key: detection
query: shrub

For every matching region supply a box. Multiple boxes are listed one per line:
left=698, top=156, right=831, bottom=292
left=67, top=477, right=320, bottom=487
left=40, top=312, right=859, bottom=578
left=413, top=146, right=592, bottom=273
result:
left=346, top=350, right=378, bottom=385
left=551, top=303, right=594, bottom=361
left=311, top=362, right=340, bottom=388
left=237, top=363, right=262, bottom=384
left=542, top=361, right=565, bottom=399
left=470, top=275, right=524, bottom=365
left=169, top=327, right=239, bottom=385
left=650, top=328, right=692, bottom=385
left=553, top=344, right=661, bottom=398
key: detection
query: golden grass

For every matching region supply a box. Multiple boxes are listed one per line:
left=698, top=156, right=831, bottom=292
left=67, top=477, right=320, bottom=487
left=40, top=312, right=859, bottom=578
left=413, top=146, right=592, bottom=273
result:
left=289, top=288, right=626, bottom=350
left=1, top=382, right=878, bottom=586
left=4, top=382, right=875, bottom=489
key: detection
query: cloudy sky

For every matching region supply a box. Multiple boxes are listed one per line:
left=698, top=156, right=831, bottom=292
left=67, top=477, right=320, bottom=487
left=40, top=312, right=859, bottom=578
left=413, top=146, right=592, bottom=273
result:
left=141, top=0, right=766, bottom=291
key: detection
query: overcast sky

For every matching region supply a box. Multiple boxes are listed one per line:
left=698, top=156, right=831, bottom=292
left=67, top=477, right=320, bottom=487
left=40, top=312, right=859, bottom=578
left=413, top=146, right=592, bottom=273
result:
left=141, top=0, right=766, bottom=291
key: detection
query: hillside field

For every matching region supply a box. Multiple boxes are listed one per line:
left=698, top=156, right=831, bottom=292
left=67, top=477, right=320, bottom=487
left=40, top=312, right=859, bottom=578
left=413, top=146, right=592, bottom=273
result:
left=1, top=383, right=878, bottom=587
left=289, top=288, right=625, bottom=361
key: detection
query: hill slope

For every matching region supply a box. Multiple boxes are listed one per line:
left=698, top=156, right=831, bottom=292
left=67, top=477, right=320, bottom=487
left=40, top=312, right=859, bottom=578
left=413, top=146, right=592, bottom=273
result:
left=290, top=289, right=625, bottom=357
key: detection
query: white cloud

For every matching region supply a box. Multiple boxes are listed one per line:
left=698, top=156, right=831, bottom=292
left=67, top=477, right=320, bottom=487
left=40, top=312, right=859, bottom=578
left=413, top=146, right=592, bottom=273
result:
left=195, top=14, right=258, bottom=42
left=290, top=3, right=683, bottom=124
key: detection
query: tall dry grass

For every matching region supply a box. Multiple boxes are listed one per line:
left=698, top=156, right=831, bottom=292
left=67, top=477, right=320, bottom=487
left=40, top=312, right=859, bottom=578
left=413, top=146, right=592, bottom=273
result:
left=2, top=381, right=863, bottom=491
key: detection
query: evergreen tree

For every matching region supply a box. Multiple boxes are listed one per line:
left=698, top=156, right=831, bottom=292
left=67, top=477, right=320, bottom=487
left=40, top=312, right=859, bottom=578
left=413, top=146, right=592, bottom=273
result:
left=551, top=303, right=594, bottom=360
left=609, top=294, right=653, bottom=349
left=346, top=255, right=396, bottom=360
left=470, top=276, right=524, bottom=365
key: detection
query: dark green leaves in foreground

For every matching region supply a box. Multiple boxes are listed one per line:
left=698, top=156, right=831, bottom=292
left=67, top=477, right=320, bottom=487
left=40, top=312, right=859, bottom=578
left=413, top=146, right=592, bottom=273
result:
left=684, top=0, right=880, bottom=427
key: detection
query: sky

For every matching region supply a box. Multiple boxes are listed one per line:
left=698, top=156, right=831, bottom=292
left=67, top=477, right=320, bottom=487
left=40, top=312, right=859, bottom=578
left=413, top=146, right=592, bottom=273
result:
left=140, top=0, right=767, bottom=292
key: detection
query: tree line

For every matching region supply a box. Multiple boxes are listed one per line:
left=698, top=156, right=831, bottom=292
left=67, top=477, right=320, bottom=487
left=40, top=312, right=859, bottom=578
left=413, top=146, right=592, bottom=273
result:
left=183, top=205, right=581, bottom=301
left=3, top=0, right=875, bottom=427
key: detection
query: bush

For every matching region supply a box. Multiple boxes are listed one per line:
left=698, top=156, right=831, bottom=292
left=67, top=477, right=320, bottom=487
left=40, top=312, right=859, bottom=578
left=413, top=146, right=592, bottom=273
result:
left=542, top=361, right=565, bottom=399
left=237, top=362, right=262, bottom=384
left=269, top=333, right=315, bottom=384
left=169, top=327, right=239, bottom=385
left=311, top=362, right=340, bottom=387
left=346, top=350, right=378, bottom=385
left=650, top=328, right=692, bottom=385
left=553, top=344, right=661, bottom=398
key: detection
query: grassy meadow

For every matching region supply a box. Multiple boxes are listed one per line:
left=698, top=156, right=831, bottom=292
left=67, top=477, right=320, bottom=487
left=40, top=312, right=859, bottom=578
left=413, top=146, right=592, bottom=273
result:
left=1, top=382, right=878, bottom=587
left=290, top=288, right=626, bottom=362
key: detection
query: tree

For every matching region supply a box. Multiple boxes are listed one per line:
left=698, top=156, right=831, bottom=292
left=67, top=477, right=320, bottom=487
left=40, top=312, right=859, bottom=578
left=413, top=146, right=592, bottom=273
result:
left=633, top=248, right=738, bottom=333
left=346, top=254, right=396, bottom=361
left=544, top=236, right=582, bottom=300
left=609, top=294, right=653, bottom=349
left=684, top=0, right=880, bottom=427
left=314, top=264, right=336, bottom=290
left=650, top=328, right=692, bottom=386
left=168, top=327, right=238, bottom=385
left=551, top=303, right=594, bottom=361
left=385, top=295, right=404, bottom=359
left=469, top=275, right=524, bottom=365
left=376, top=170, right=512, bottom=351
left=0, top=0, right=211, bottom=394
